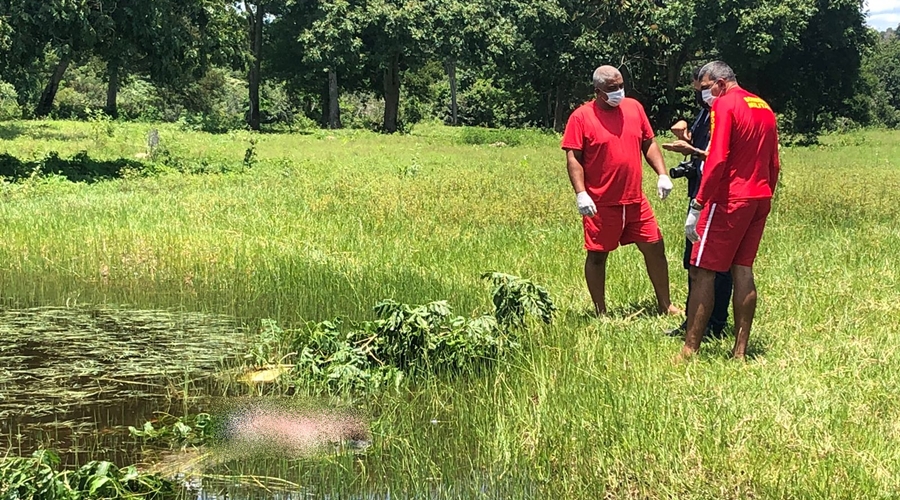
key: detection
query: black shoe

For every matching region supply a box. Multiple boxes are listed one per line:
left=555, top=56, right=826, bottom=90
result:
left=707, top=324, right=728, bottom=339
left=665, top=321, right=687, bottom=337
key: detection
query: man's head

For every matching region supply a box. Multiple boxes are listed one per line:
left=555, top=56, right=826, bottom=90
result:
left=697, top=61, right=737, bottom=105
left=592, top=65, right=625, bottom=109
left=691, top=65, right=708, bottom=109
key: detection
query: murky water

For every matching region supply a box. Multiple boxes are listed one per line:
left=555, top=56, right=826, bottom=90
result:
left=0, top=308, right=249, bottom=489
left=1, top=307, right=500, bottom=498
left=0, top=307, right=395, bottom=498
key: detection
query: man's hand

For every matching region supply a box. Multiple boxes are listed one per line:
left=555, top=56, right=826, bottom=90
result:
left=662, top=140, right=697, bottom=156
left=576, top=191, right=597, bottom=217
left=657, top=175, right=673, bottom=200
left=685, top=205, right=701, bottom=243
left=670, top=120, right=690, bottom=141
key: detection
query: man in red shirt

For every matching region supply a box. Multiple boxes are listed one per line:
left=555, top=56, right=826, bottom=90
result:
left=679, top=61, right=780, bottom=360
left=561, top=65, right=681, bottom=316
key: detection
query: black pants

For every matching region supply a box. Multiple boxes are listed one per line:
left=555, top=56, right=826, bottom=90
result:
left=682, top=208, right=733, bottom=333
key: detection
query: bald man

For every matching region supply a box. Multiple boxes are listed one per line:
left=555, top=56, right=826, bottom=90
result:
left=561, top=65, right=681, bottom=316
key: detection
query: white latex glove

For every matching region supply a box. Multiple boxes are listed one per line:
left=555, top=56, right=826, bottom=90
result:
left=657, top=174, right=673, bottom=200
left=685, top=205, right=701, bottom=243
left=576, top=191, right=597, bottom=217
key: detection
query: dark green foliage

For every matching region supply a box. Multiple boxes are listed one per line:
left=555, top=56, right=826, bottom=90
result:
left=128, top=413, right=223, bottom=448
left=0, top=0, right=885, bottom=134
left=0, top=450, right=178, bottom=499
left=0, top=151, right=149, bottom=182
left=246, top=273, right=555, bottom=394
left=481, top=272, right=556, bottom=328
left=863, top=30, right=900, bottom=128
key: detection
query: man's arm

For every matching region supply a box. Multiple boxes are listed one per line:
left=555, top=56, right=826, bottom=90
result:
left=644, top=139, right=674, bottom=200
left=662, top=140, right=708, bottom=159
left=565, top=148, right=596, bottom=216
left=642, top=139, right=667, bottom=176
left=770, top=139, right=781, bottom=195
left=566, top=149, right=587, bottom=193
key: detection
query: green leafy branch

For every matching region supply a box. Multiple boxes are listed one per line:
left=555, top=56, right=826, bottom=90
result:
left=243, top=272, right=555, bottom=394
left=0, top=450, right=177, bottom=499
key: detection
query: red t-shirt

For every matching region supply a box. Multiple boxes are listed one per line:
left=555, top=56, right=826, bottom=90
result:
left=561, top=98, right=655, bottom=206
left=695, top=86, right=780, bottom=206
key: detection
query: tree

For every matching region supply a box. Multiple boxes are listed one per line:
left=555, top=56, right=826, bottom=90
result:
left=0, top=0, right=102, bottom=117
left=704, top=0, right=870, bottom=135
left=295, top=0, right=368, bottom=129
left=360, top=0, right=433, bottom=133
left=94, top=0, right=241, bottom=118
left=863, top=26, right=900, bottom=126
left=489, top=0, right=663, bottom=130
left=238, top=0, right=287, bottom=130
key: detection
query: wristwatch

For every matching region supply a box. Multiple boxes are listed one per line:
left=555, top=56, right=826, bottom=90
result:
left=690, top=199, right=704, bottom=211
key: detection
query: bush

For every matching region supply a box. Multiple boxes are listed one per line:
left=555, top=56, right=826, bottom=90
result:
left=0, top=81, right=20, bottom=120
left=118, top=78, right=166, bottom=121
left=871, top=88, right=900, bottom=128
left=52, top=59, right=106, bottom=120
left=178, top=67, right=248, bottom=133
left=340, top=92, right=384, bottom=130
left=260, top=80, right=295, bottom=126
left=241, top=273, right=556, bottom=395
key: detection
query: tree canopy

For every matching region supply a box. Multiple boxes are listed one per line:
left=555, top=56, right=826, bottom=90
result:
left=0, top=0, right=892, bottom=136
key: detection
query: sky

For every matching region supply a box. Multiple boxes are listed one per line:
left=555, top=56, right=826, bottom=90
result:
left=868, top=0, right=900, bottom=31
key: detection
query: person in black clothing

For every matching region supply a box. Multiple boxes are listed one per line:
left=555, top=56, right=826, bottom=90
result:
left=662, top=66, right=733, bottom=338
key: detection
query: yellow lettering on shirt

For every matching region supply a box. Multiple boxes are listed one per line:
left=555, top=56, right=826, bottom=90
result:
left=709, top=111, right=715, bottom=136
left=743, top=97, right=772, bottom=110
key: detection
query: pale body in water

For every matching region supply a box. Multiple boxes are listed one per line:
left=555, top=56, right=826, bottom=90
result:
left=225, top=407, right=371, bottom=453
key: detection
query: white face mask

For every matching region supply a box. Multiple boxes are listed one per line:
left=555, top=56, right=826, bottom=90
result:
left=701, top=88, right=716, bottom=106
left=605, top=88, right=625, bottom=107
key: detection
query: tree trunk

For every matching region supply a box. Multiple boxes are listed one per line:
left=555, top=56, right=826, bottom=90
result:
left=105, top=59, right=120, bottom=119
left=34, top=54, right=71, bottom=118
left=383, top=53, right=401, bottom=133
left=445, top=60, right=458, bottom=125
left=248, top=2, right=265, bottom=131
left=662, top=51, right=687, bottom=128
left=545, top=89, right=554, bottom=129
left=553, top=84, right=567, bottom=132
left=327, top=68, right=342, bottom=129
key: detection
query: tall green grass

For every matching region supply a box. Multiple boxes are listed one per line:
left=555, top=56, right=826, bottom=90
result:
left=1, top=120, right=899, bottom=497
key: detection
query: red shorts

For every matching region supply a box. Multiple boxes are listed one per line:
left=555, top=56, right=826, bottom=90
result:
left=583, top=196, right=662, bottom=252
left=691, top=198, right=771, bottom=272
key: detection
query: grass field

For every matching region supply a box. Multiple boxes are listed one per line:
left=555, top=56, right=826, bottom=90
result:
left=1, top=119, right=900, bottom=498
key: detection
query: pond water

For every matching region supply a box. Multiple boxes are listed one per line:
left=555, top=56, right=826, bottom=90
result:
left=0, top=307, right=287, bottom=495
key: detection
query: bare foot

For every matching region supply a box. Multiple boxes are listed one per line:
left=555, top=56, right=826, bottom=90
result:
left=659, top=304, right=684, bottom=316
left=673, top=346, right=697, bottom=364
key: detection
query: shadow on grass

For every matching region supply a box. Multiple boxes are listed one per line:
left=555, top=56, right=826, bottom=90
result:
left=698, top=329, right=770, bottom=360
left=0, top=151, right=150, bottom=182
left=567, top=301, right=668, bottom=324
left=0, top=122, right=27, bottom=140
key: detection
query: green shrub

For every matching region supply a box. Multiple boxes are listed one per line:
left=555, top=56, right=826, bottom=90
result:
left=241, top=273, right=556, bottom=394
left=340, top=92, right=384, bottom=130
left=118, top=78, right=166, bottom=121
left=0, top=81, right=20, bottom=120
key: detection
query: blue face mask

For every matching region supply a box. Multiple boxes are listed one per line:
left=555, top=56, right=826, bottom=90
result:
left=701, top=88, right=716, bottom=106
left=605, top=88, right=625, bottom=107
